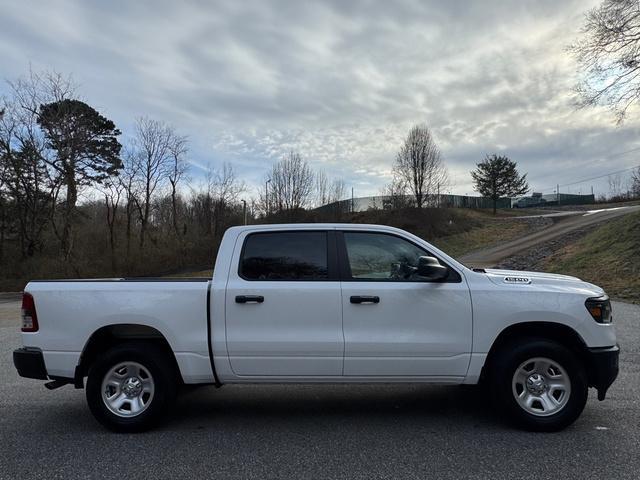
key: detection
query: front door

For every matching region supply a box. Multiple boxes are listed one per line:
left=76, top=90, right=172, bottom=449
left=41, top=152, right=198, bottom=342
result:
left=339, top=231, right=472, bottom=377
left=225, top=229, right=343, bottom=376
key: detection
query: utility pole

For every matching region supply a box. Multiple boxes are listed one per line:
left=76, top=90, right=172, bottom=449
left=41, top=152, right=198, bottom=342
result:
left=557, top=184, right=560, bottom=205
left=265, top=179, right=271, bottom=216
left=241, top=199, right=247, bottom=225
left=351, top=187, right=354, bottom=213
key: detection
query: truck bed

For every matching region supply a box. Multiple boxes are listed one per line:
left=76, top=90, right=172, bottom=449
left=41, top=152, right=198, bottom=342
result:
left=28, top=277, right=211, bottom=282
left=23, top=279, right=214, bottom=383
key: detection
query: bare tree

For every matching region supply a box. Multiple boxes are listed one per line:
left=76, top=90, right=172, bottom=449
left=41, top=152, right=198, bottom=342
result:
left=188, top=162, right=245, bottom=238
left=130, top=117, right=181, bottom=249
left=570, top=0, right=640, bottom=122
left=210, top=162, right=245, bottom=237
left=0, top=180, right=5, bottom=264
left=393, top=124, right=447, bottom=208
left=6, top=144, right=58, bottom=257
left=118, top=149, right=142, bottom=265
left=314, top=170, right=346, bottom=207
left=328, top=178, right=346, bottom=204
left=167, top=135, right=189, bottom=237
left=268, top=151, right=314, bottom=212
left=101, top=177, right=124, bottom=270
left=0, top=103, right=11, bottom=262
left=0, top=71, right=71, bottom=259
left=381, top=176, right=411, bottom=210
left=210, top=162, right=244, bottom=207
left=7, top=71, right=79, bottom=255
left=631, top=166, right=640, bottom=197
left=608, top=173, right=623, bottom=198
left=315, top=170, right=329, bottom=207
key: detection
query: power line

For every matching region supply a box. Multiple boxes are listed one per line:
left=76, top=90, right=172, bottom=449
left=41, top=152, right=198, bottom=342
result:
left=538, top=164, right=640, bottom=192
left=533, top=145, right=640, bottom=190
left=605, top=145, right=640, bottom=158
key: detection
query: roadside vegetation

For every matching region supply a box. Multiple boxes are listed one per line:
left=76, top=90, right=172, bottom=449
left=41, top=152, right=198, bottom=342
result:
left=0, top=197, right=536, bottom=290
left=541, top=211, right=640, bottom=303
left=431, top=216, right=544, bottom=258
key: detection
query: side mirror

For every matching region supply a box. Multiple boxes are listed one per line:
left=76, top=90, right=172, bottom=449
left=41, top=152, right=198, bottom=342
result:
left=416, top=256, right=449, bottom=281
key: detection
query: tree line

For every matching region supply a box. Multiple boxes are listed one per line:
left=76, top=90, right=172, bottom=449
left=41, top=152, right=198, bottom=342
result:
left=2, top=65, right=635, bottom=288
left=0, top=70, right=356, bottom=287
left=0, top=69, right=533, bottom=287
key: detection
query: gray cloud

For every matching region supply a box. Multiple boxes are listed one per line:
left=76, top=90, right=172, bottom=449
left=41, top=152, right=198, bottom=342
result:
left=2, top=0, right=639, bottom=198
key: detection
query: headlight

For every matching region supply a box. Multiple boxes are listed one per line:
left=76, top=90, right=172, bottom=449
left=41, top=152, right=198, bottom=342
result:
left=585, top=295, right=612, bottom=324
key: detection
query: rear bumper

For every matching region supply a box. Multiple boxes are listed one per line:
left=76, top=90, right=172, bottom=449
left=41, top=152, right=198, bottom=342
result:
left=13, top=348, right=48, bottom=380
left=586, top=344, right=619, bottom=400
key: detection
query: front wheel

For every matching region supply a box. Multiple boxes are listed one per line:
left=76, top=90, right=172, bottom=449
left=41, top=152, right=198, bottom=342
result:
left=86, top=342, right=178, bottom=432
left=490, top=338, right=588, bottom=431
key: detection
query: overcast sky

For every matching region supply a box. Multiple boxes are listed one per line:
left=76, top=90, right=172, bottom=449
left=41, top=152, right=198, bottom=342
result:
left=2, top=0, right=639, bottom=199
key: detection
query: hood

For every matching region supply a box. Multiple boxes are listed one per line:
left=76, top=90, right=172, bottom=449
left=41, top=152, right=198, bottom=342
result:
left=482, top=268, right=605, bottom=295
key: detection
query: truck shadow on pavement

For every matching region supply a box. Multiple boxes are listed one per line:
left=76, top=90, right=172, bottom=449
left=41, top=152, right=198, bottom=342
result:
left=169, top=384, right=503, bottom=430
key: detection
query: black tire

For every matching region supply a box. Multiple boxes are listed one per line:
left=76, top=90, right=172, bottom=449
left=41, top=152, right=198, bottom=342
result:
left=489, top=338, right=588, bottom=432
left=86, top=342, right=178, bottom=432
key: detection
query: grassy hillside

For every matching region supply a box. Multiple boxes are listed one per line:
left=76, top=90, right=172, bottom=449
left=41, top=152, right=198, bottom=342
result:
left=430, top=218, right=536, bottom=258
left=541, top=211, right=640, bottom=303
left=348, top=207, right=542, bottom=259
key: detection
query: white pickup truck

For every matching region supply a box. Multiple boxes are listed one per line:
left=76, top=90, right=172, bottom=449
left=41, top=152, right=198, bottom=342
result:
left=13, top=223, right=619, bottom=432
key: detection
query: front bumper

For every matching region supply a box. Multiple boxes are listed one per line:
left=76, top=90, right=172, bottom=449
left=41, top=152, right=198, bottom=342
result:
left=586, top=344, right=619, bottom=400
left=13, top=348, right=48, bottom=380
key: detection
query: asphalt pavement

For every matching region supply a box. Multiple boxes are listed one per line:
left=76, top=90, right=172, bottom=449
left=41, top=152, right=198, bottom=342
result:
left=1, top=299, right=639, bottom=479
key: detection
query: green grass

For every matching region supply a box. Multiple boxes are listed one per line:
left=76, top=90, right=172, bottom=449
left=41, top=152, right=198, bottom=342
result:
left=541, top=211, right=640, bottom=303
left=431, top=218, right=535, bottom=258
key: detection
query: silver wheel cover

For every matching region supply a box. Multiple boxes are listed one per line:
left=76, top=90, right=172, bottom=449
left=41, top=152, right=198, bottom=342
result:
left=101, top=362, right=155, bottom=418
left=512, top=357, right=571, bottom=417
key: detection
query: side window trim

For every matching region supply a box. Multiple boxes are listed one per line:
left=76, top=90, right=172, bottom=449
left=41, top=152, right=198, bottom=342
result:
left=237, top=229, right=339, bottom=282
left=336, top=230, right=461, bottom=283
left=336, top=231, right=352, bottom=279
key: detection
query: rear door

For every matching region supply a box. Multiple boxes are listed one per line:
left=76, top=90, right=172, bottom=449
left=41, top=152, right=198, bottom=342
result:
left=225, top=229, right=343, bottom=376
left=338, top=230, right=472, bottom=378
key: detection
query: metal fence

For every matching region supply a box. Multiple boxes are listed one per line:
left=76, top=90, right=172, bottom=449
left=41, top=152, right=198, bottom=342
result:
left=315, top=194, right=510, bottom=213
left=511, top=194, right=595, bottom=208
left=316, top=192, right=595, bottom=213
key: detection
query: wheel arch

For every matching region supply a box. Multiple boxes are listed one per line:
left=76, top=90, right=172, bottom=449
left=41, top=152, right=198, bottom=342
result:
left=76, top=324, right=183, bottom=386
left=482, top=321, right=589, bottom=381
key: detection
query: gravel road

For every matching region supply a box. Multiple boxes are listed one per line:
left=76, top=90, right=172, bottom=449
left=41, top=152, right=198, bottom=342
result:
left=1, top=299, right=639, bottom=480
left=459, top=204, right=640, bottom=268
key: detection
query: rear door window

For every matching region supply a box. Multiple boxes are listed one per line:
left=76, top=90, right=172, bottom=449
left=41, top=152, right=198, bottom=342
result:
left=240, top=231, right=329, bottom=280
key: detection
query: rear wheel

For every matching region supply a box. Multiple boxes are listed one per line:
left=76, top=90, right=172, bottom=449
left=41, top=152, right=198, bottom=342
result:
left=86, top=342, right=177, bottom=432
left=490, top=338, right=588, bottom=431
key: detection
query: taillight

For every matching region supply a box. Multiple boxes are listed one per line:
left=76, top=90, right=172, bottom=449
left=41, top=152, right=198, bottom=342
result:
left=21, top=293, right=39, bottom=332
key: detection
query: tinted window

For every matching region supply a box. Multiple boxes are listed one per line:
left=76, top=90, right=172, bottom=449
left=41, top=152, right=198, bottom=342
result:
left=240, top=232, right=328, bottom=280
left=344, top=232, right=432, bottom=281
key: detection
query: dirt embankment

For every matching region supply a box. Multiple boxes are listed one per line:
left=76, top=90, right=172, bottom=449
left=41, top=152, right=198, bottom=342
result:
left=496, top=211, right=640, bottom=303
left=495, top=221, right=607, bottom=271
left=459, top=205, right=640, bottom=269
